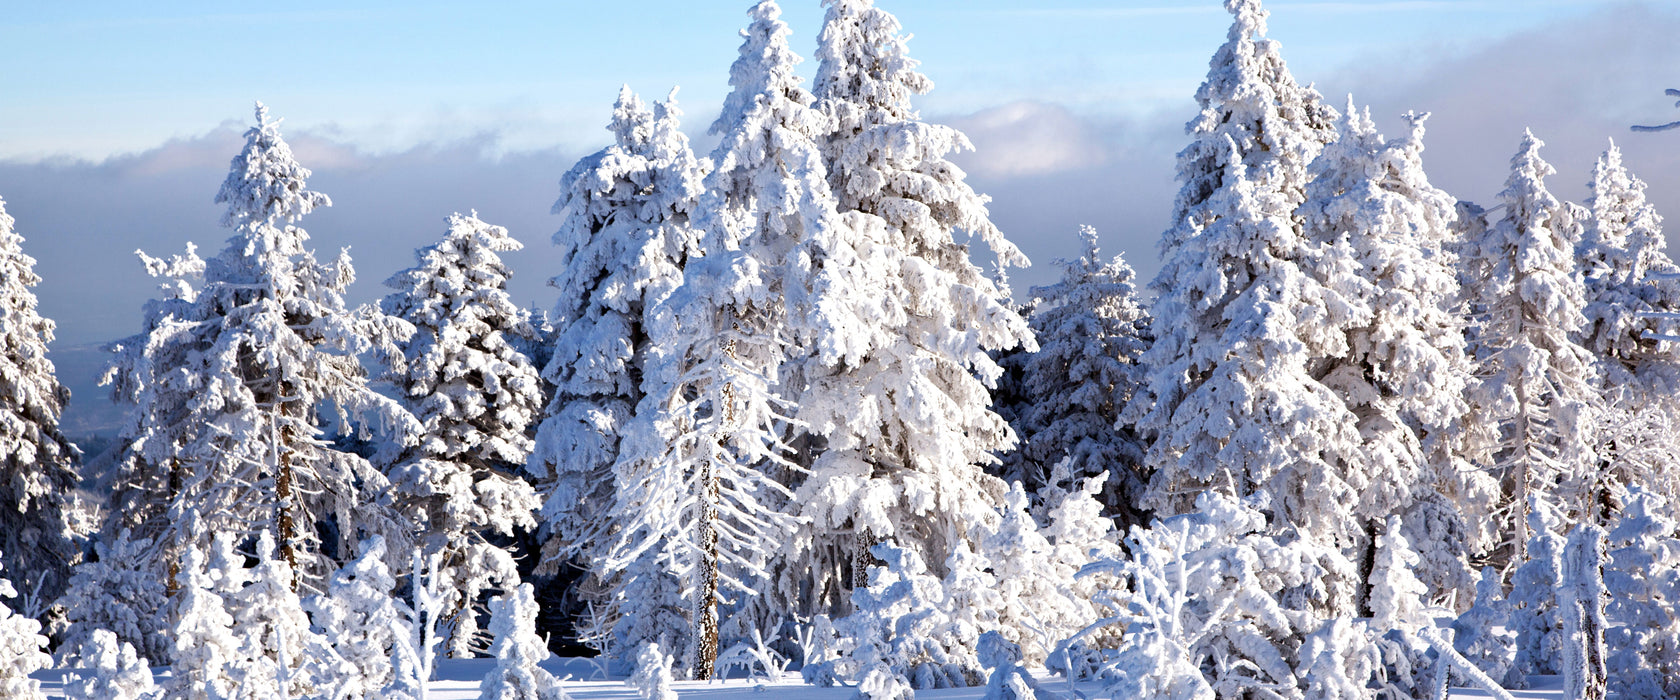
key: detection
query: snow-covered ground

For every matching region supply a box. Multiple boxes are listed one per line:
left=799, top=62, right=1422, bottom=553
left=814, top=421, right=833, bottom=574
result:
left=31, top=657, right=1566, bottom=699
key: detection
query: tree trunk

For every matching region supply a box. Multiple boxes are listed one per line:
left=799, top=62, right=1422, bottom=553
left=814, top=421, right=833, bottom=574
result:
left=690, top=456, right=720, bottom=681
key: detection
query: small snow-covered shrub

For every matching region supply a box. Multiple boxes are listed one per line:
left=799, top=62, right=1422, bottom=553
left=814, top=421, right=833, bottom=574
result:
left=0, top=553, right=51, bottom=700
left=1604, top=488, right=1680, bottom=700
left=1059, top=492, right=1333, bottom=700
left=1452, top=567, right=1514, bottom=683
left=62, top=629, right=154, bottom=700
left=814, top=543, right=982, bottom=692
left=59, top=530, right=169, bottom=665
left=628, top=642, right=676, bottom=700
left=978, top=631, right=1038, bottom=700
left=482, top=583, right=566, bottom=700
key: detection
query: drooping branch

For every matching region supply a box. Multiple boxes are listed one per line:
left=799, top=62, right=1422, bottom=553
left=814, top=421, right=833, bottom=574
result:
left=1631, top=88, right=1680, bottom=132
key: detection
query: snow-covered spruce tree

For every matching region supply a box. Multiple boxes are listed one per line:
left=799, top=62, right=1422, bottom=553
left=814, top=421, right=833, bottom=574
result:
left=590, top=0, right=822, bottom=678
left=1001, top=227, right=1150, bottom=527
left=794, top=0, right=1033, bottom=622
left=232, top=530, right=350, bottom=699
left=1134, top=0, right=1365, bottom=566
left=306, top=535, right=404, bottom=697
left=380, top=211, right=542, bottom=655
left=978, top=482, right=1096, bottom=665
left=812, top=543, right=980, bottom=691
left=1506, top=503, right=1565, bottom=687
left=1604, top=488, right=1680, bottom=700
left=0, top=196, right=82, bottom=607
left=1576, top=142, right=1680, bottom=523
left=1368, top=515, right=1428, bottom=633
left=1578, top=140, right=1680, bottom=399
left=1452, top=567, right=1515, bottom=683
left=164, top=543, right=241, bottom=700
left=531, top=84, right=706, bottom=565
left=1299, top=105, right=1491, bottom=604
left=1462, top=131, right=1600, bottom=563
left=629, top=642, right=676, bottom=700
left=63, top=629, right=155, bottom=700
left=103, top=103, right=417, bottom=594
left=0, top=553, right=51, bottom=700
left=480, top=583, right=566, bottom=700
left=59, top=529, right=170, bottom=665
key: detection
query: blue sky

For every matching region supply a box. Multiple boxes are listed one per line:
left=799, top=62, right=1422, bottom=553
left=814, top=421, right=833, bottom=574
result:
left=0, top=1, right=1640, bottom=159
left=2, top=1, right=1678, bottom=435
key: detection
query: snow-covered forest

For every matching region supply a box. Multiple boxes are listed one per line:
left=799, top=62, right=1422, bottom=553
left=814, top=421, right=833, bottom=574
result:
left=4, top=0, right=1679, bottom=698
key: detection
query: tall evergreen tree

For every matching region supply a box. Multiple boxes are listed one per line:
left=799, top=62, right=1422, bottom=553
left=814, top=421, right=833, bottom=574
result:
left=1298, top=105, right=1492, bottom=603
left=380, top=211, right=543, bottom=653
left=104, top=103, right=417, bottom=596
left=1135, top=0, right=1362, bottom=556
left=0, top=196, right=82, bottom=606
left=1463, top=131, right=1601, bottom=564
left=794, top=0, right=1033, bottom=620
left=999, top=226, right=1150, bottom=528
left=1576, top=142, right=1680, bottom=523
left=595, top=0, right=817, bottom=677
left=530, top=86, right=706, bottom=566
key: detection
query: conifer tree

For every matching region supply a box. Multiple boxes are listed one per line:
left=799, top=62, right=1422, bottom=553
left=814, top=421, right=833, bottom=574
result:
left=531, top=85, right=706, bottom=566
left=796, top=0, right=1032, bottom=619
left=1136, top=0, right=1360, bottom=552
left=0, top=553, right=50, bottom=700
left=164, top=543, right=241, bottom=700
left=596, top=4, right=818, bottom=678
left=380, top=211, right=542, bottom=653
left=307, top=536, right=405, bottom=694
left=1001, top=227, right=1150, bottom=526
left=480, top=583, right=566, bottom=700
left=0, top=196, right=82, bottom=604
left=104, top=103, right=418, bottom=594
left=1298, top=104, right=1491, bottom=602
left=59, top=529, right=170, bottom=665
left=1463, top=131, right=1601, bottom=562
left=1576, top=143, right=1680, bottom=523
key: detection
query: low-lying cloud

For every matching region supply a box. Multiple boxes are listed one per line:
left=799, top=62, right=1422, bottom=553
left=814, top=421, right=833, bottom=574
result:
left=5, top=3, right=1678, bottom=439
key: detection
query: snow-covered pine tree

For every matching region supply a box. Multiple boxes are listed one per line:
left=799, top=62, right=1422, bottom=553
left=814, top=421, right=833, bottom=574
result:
left=1576, top=142, right=1680, bottom=523
left=1603, top=488, right=1680, bottom=700
left=1001, top=227, right=1150, bottom=527
left=793, top=0, right=1033, bottom=622
left=104, top=103, right=418, bottom=594
left=0, top=196, right=82, bottom=607
left=531, top=85, right=706, bottom=566
left=1298, top=104, right=1491, bottom=604
left=1134, top=0, right=1364, bottom=561
left=164, top=542, right=241, bottom=700
left=1506, top=502, right=1566, bottom=687
left=232, top=530, right=348, bottom=699
left=0, top=553, right=51, bottom=700
left=1462, top=131, right=1600, bottom=563
left=1368, top=515, right=1428, bottom=633
left=590, top=0, right=821, bottom=678
left=1452, top=567, right=1515, bottom=683
left=628, top=642, right=676, bottom=700
left=63, top=629, right=155, bottom=700
left=380, top=211, right=541, bottom=655
left=59, top=529, right=170, bottom=665
left=306, top=536, right=405, bottom=696
left=480, top=583, right=566, bottom=700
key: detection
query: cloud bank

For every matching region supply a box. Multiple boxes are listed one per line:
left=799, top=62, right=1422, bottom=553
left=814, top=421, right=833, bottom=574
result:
left=4, top=3, right=1677, bottom=438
